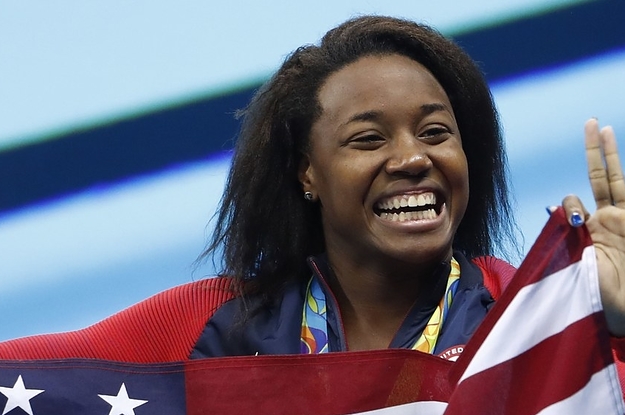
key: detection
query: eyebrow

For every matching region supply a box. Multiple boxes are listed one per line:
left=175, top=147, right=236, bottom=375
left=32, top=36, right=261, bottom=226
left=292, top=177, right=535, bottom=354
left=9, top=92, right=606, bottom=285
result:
left=342, top=103, right=450, bottom=126
left=343, top=110, right=381, bottom=126
left=420, top=102, right=449, bottom=115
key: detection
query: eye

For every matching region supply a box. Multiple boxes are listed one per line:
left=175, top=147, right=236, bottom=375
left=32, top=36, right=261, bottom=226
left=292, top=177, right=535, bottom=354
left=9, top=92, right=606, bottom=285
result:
left=421, top=126, right=450, bottom=137
left=353, top=134, right=384, bottom=143
left=419, top=125, right=453, bottom=143
left=347, top=134, right=385, bottom=149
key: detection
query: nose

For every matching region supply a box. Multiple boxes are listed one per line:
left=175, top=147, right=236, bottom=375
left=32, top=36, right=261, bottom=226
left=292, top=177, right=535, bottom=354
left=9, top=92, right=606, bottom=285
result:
left=384, top=135, right=432, bottom=176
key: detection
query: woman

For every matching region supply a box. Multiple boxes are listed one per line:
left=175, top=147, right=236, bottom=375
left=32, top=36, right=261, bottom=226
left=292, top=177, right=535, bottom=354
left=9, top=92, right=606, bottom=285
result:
left=193, top=15, right=517, bottom=357
left=1, top=15, right=624, bottom=366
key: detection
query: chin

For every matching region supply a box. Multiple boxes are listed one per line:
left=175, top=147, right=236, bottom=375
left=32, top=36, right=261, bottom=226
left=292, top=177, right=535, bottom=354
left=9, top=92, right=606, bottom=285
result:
left=381, top=243, right=453, bottom=267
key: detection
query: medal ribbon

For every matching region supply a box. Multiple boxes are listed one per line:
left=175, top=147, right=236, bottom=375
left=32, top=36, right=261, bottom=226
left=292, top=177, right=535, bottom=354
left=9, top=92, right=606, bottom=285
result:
left=300, top=258, right=460, bottom=354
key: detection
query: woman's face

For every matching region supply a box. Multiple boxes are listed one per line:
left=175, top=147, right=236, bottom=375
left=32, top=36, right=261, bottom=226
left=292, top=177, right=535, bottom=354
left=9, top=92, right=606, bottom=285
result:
left=300, top=53, right=469, bottom=267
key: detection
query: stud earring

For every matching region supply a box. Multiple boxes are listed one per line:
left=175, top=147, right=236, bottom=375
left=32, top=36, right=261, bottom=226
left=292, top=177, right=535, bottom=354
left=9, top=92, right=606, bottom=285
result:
left=304, top=191, right=314, bottom=201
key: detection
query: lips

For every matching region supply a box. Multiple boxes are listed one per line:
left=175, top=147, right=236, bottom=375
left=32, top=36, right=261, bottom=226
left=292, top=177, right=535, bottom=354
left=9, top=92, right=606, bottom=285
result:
left=374, top=192, right=443, bottom=222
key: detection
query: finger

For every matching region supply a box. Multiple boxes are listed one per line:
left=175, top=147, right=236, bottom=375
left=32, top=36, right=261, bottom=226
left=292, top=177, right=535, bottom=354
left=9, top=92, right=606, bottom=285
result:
left=562, top=194, right=590, bottom=227
left=601, top=126, right=625, bottom=208
left=585, top=119, right=611, bottom=209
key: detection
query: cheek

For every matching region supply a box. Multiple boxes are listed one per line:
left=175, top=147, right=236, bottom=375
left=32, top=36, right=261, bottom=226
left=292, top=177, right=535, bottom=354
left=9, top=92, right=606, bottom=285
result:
left=319, top=162, right=367, bottom=204
left=320, top=153, right=378, bottom=190
left=314, top=158, right=382, bottom=229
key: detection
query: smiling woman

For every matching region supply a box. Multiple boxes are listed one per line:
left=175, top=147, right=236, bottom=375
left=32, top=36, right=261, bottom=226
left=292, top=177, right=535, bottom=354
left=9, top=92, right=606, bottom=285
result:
left=2, top=14, right=625, bottom=412
left=199, top=16, right=516, bottom=355
left=298, top=55, right=471, bottom=350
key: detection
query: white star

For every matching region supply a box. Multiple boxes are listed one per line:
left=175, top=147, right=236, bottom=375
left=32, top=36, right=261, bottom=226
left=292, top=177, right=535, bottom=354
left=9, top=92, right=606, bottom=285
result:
left=0, top=375, right=44, bottom=415
left=98, top=383, right=148, bottom=415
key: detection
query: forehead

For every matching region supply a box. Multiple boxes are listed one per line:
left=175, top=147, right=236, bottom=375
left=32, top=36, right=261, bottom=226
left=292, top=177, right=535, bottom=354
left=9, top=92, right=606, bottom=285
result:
left=315, top=54, right=451, bottom=119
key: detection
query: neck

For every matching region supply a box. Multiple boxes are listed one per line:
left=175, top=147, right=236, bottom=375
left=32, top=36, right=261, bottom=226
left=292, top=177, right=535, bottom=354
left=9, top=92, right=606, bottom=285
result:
left=323, top=252, right=446, bottom=351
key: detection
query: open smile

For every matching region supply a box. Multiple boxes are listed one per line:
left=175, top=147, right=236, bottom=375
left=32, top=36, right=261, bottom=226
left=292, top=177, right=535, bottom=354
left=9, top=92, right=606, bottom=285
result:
left=373, top=192, right=444, bottom=222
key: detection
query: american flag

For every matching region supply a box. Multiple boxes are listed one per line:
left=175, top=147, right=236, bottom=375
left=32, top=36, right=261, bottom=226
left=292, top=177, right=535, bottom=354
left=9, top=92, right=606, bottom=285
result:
left=443, top=207, right=625, bottom=414
left=0, top=208, right=622, bottom=414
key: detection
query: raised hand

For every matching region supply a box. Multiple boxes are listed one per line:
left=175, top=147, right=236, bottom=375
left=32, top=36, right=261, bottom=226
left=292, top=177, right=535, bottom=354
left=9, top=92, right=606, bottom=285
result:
left=561, top=118, right=625, bottom=336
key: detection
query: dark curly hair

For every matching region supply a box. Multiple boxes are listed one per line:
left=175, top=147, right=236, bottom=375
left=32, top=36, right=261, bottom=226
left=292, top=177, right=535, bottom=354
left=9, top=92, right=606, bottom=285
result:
left=203, top=15, right=517, bottom=305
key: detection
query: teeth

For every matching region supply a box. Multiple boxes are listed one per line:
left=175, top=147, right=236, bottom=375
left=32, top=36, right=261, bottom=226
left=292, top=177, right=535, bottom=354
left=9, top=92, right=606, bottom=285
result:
left=380, top=208, right=437, bottom=222
left=376, top=192, right=437, bottom=211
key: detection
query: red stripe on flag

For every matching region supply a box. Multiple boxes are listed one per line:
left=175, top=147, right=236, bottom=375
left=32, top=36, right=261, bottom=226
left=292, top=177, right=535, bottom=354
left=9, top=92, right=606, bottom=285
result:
left=516, top=208, right=590, bottom=282
left=493, top=208, right=590, bottom=299
left=184, top=349, right=453, bottom=415
left=445, top=312, right=614, bottom=414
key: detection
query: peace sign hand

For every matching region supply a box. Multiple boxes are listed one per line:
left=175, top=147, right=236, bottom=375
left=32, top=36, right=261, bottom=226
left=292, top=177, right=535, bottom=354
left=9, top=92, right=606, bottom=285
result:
left=562, top=118, right=625, bottom=336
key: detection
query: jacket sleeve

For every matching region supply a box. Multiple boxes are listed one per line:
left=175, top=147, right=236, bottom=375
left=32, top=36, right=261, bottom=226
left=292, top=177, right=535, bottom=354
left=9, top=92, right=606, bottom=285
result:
left=0, top=277, right=235, bottom=363
left=471, top=255, right=516, bottom=300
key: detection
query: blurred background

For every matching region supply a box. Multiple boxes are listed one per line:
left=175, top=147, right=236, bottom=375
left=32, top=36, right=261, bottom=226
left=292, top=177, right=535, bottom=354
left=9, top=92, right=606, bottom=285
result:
left=1, top=0, right=624, bottom=340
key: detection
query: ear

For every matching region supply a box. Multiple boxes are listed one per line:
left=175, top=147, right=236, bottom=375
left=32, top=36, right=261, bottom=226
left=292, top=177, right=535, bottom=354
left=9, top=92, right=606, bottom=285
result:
left=298, top=153, right=316, bottom=194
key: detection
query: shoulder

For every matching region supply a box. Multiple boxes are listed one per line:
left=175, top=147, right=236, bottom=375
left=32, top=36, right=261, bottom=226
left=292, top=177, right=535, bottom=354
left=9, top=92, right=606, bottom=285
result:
left=0, top=277, right=236, bottom=362
left=191, top=279, right=306, bottom=357
left=471, top=256, right=517, bottom=300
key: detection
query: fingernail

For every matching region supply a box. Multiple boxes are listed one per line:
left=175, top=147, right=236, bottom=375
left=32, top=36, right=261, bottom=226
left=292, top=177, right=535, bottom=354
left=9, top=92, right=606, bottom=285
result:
left=570, top=212, right=584, bottom=227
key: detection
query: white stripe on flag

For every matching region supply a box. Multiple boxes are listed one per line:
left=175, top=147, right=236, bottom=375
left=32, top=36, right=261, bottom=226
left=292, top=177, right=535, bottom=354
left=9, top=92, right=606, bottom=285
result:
left=460, top=246, right=600, bottom=382
left=536, top=363, right=625, bottom=414
left=350, top=401, right=448, bottom=415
